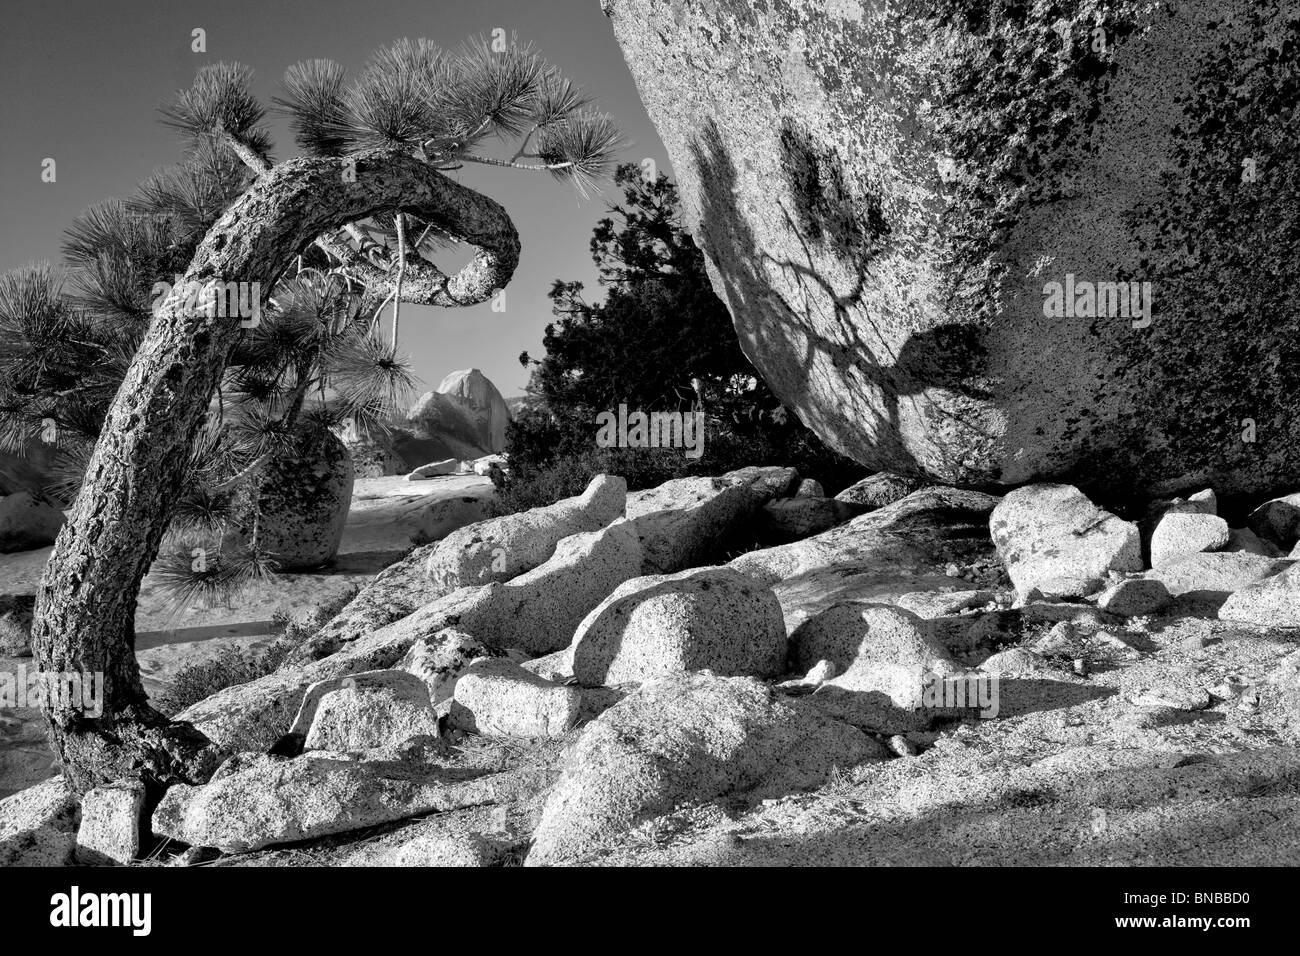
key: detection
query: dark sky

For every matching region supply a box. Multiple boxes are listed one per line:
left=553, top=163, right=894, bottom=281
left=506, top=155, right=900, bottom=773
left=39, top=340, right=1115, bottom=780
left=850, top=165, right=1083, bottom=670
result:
left=0, top=0, right=673, bottom=397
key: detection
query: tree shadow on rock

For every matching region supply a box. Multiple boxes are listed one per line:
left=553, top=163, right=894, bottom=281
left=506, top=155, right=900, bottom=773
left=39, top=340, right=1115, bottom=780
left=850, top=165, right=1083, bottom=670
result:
left=686, top=119, right=999, bottom=484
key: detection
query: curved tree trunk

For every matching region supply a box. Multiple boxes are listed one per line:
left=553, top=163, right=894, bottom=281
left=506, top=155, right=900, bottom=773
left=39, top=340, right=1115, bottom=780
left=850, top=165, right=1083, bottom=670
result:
left=31, top=147, right=520, bottom=792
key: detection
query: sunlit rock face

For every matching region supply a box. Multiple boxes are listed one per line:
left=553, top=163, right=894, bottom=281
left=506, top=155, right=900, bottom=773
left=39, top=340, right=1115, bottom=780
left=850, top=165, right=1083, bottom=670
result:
left=604, top=0, right=1300, bottom=504
left=394, top=368, right=513, bottom=469
left=417, top=369, right=511, bottom=455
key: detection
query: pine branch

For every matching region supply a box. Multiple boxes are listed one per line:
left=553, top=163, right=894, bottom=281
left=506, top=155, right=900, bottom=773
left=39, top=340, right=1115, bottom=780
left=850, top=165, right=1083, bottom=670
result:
left=392, top=211, right=405, bottom=346
left=458, top=154, right=575, bottom=172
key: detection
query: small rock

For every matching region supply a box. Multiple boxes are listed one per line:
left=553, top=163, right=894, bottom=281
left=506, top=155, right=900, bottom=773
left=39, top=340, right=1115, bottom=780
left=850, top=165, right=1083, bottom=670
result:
left=1247, top=492, right=1300, bottom=547
left=423, top=474, right=627, bottom=599
left=397, top=628, right=492, bottom=709
left=519, top=648, right=573, bottom=682
left=894, top=589, right=993, bottom=619
left=1029, top=621, right=1082, bottom=658
left=0, top=777, right=78, bottom=839
left=1149, top=511, right=1230, bottom=569
left=1130, top=683, right=1212, bottom=711
left=794, top=478, right=825, bottom=498
left=302, top=670, right=441, bottom=752
left=990, top=484, right=1141, bottom=600
left=807, top=620, right=971, bottom=733
left=1147, top=552, right=1287, bottom=603
left=944, top=562, right=961, bottom=578
left=626, top=476, right=765, bottom=574
left=0, top=777, right=79, bottom=867
left=171, top=845, right=220, bottom=866
left=1219, top=563, right=1300, bottom=627
left=300, top=474, right=627, bottom=662
left=1089, top=630, right=1142, bottom=658
left=758, top=497, right=855, bottom=542
left=788, top=602, right=951, bottom=674
left=471, top=454, right=506, bottom=477
left=470, top=518, right=646, bottom=655
left=1223, top=527, right=1283, bottom=558
left=1097, top=577, right=1171, bottom=616
left=803, top=659, right=837, bottom=685
left=980, top=647, right=1051, bottom=676
left=356, top=830, right=507, bottom=867
left=812, top=664, right=943, bottom=726
left=834, top=473, right=928, bottom=511
left=407, top=458, right=465, bottom=479
left=720, top=465, right=801, bottom=499
left=448, top=659, right=581, bottom=738
left=75, top=781, right=145, bottom=865
left=886, top=734, right=918, bottom=757
left=152, top=751, right=544, bottom=854
left=569, top=566, right=787, bottom=685
left=1207, top=681, right=1245, bottom=701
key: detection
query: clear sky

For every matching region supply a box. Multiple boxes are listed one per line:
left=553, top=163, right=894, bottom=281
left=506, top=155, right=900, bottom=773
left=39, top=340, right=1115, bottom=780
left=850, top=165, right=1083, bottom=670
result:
left=0, top=0, right=673, bottom=399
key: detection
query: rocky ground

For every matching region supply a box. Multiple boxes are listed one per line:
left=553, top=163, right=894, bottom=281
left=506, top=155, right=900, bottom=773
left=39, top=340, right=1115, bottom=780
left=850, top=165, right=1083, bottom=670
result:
left=0, top=474, right=494, bottom=798
left=2, top=468, right=1299, bottom=867
left=586, top=614, right=1300, bottom=866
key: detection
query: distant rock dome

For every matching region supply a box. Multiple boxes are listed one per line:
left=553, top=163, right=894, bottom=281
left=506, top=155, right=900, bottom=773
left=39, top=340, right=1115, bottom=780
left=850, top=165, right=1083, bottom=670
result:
left=406, top=368, right=511, bottom=456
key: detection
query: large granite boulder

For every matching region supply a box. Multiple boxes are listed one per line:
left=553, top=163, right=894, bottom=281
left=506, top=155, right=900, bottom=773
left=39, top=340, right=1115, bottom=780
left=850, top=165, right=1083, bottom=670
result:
left=231, top=425, right=353, bottom=571
left=152, top=749, right=553, bottom=855
left=295, top=474, right=626, bottom=661
left=990, top=484, right=1141, bottom=599
left=341, top=428, right=406, bottom=478
left=183, top=520, right=643, bottom=751
left=0, top=777, right=80, bottom=867
left=526, top=672, right=880, bottom=865
left=604, top=0, right=1300, bottom=502
left=568, top=566, right=787, bottom=685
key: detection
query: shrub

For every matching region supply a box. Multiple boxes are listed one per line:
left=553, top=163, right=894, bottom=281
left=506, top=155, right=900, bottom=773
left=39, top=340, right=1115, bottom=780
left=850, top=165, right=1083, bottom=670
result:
left=491, top=411, right=865, bottom=516
left=151, top=584, right=360, bottom=715
left=494, top=163, right=865, bottom=515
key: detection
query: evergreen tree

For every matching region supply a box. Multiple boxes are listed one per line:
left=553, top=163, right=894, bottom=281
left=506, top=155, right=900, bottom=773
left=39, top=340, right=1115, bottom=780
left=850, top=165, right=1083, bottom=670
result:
left=500, top=164, right=860, bottom=511
left=17, top=37, right=621, bottom=791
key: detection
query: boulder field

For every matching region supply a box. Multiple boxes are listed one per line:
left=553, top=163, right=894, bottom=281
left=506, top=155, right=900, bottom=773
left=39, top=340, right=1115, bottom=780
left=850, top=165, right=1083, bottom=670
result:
left=5, top=465, right=1299, bottom=867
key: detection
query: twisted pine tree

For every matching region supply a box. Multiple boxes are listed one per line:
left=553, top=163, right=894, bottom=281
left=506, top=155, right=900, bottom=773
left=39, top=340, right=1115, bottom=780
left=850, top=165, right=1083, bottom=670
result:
left=2, top=151, right=418, bottom=606
left=25, top=37, right=621, bottom=792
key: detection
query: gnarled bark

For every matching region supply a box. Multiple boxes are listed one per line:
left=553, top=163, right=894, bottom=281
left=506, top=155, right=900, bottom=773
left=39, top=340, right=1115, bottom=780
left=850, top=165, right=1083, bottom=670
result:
left=30, top=147, right=520, bottom=792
